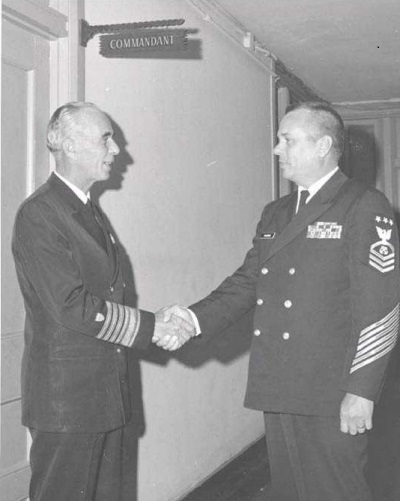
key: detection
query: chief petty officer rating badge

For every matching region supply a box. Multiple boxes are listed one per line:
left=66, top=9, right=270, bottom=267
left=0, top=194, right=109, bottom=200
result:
left=369, top=216, right=396, bottom=273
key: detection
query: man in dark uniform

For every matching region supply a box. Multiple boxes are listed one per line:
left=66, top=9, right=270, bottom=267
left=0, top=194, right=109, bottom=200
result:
left=159, top=102, right=400, bottom=501
left=12, top=102, right=193, bottom=501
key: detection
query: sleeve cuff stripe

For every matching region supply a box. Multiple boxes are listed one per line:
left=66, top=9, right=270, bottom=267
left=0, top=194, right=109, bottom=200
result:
left=113, top=306, right=131, bottom=345
left=358, top=315, right=398, bottom=345
left=350, top=303, right=399, bottom=374
left=350, top=338, right=397, bottom=373
left=110, top=303, right=126, bottom=343
left=96, top=301, right=141, bottom=347
left=353, top=335, right=397, bottom=365
left=358, top=318, right=399, bottom=350
left=119, top=308, right=140, bottom=347
left=359, top=304, right=399, bottom=337
left=96, top=301, right=114, bottom=341
left=104, top=302, right=120, bottom=341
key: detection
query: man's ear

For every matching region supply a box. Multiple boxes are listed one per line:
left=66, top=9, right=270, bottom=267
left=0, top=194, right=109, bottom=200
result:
left=62, top=138, right=76, bottom=158
left=317, top=135, right=333, bottom=158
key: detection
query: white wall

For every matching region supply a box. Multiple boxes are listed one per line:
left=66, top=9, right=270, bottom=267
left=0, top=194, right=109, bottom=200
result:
left=84, top=1, right=274, bottom=499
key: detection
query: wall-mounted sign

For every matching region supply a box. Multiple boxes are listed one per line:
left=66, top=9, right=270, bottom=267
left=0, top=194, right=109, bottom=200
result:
left=100, top=29, right=188, bottom=58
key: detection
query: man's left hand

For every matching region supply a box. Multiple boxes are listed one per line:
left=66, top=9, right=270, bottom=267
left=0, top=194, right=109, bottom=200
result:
left=340, top=392, right=374, bottom=435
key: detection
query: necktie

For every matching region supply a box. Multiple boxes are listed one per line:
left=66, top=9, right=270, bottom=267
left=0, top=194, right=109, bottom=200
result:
left=84, top=200, right=108, bottom=250
left=297, top=190, right=310, bottom=214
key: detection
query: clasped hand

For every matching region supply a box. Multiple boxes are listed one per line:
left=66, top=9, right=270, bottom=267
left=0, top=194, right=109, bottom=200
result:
left=152, top=305, right=196, bottom=351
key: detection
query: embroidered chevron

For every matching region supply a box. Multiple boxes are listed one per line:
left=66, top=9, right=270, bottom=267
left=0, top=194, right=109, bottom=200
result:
left=369, top=245, right=395, bottom=273
left=350, top=303, right=399, bottom=374
left=369, top=225, right=396, bottom=273
left=96, top=301, right=141, bottom=347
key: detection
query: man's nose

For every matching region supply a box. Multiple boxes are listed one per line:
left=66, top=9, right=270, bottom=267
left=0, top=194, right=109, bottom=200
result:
left=109, top=139, right=120, bottom=155
left=273, top=143, right=281, bottom=155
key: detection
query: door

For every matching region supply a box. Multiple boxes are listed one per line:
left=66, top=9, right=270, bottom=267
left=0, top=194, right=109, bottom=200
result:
left=1, top=2, right=68, bottom=499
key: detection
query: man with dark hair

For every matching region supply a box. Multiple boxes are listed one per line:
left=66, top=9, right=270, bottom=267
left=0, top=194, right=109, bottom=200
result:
left=160, top=102, right=399, bottom=500
left=12, top=102, right=193, bottom=501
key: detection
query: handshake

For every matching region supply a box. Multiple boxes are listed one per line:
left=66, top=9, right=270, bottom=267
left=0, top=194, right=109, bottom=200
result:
left=152, top=305, right=198, bottom=351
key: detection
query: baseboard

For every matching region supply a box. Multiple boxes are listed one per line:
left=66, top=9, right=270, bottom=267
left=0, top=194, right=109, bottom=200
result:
left=178, top=436, right=269, bottom=501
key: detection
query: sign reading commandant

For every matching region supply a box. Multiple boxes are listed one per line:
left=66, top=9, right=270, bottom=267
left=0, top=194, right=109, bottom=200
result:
left=100, top=29, right=188, bottom=58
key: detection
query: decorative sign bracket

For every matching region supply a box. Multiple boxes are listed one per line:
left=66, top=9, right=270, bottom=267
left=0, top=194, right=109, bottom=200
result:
left=80, top=18, right=185, bottom=47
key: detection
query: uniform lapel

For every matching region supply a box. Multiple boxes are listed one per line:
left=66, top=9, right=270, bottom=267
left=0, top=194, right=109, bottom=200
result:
left=274, top=191, right=298, bottom=232
left=48, top=174, right=114, bottom=265
left=264, top=170, right=349, bottom=262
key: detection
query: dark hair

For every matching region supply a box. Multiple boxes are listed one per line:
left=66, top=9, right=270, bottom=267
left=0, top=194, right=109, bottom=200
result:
left=286, top=101, right=345, bottom=159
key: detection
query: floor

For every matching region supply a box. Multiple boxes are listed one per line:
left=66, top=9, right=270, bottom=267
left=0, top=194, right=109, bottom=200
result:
left=181, top=438, right=270, bottom=501
left=180, top=411, right=400, bottom=501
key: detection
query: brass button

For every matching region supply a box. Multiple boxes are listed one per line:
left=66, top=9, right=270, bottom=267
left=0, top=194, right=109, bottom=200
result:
left=110, top=286, right=114, bottom=293
left=282, top=332, right=290, bottom=340
left=254, top=329, right=261, bottom=336
left=116, top=348, right=121, bottom=353
left=284, top=300, right=292, bottom=308
left=261, top=267, right=269, bottom=275
left=256, top=298, right=264, bottom=306
left=289, top=268, right=296, bottom=275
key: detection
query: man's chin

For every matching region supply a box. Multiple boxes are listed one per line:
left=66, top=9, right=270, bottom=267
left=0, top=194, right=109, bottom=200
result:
left=102, top=167, right=112, bottom=178
left=280, top=167, right=292, bottom=181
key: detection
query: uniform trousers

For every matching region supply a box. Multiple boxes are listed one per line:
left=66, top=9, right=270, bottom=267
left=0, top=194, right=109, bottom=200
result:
left=29, top=425, right=138, bottom=501
left=264, top=412, right=372, bottom=501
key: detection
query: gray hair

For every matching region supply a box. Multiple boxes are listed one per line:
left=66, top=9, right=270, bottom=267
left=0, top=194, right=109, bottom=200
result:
left=46, top=102, right=100, bottom=153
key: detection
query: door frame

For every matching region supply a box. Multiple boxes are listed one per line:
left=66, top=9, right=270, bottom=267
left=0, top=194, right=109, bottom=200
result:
left=335, top=102, right=400, bottom=211
left=3, top=0, right=85, bottom=175
left=1, top=1, right=83, bottom=499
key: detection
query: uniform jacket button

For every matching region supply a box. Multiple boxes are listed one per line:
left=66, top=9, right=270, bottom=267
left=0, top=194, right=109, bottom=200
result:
left=254, top=329, right=261, bottom=336
left=289, top=267, right=296, bottom=275
left=110, top=285, right=114, bottom=293
left=261, top=267, right=269, bottom=275
left=282, top=332, right=290, bottom=340
left=256, top=298, right=264, bottom=305
left=284, top=300, right=292, bottom=308
left=116, top=348, right=121, bottom=353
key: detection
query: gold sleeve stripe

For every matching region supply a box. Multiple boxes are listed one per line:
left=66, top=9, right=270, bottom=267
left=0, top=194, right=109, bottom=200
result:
left=119, top=308, right=140, bottom=347
left=96, top=301, right=141, bottom=347
left=350, top=303, right=399, bottom=374
left=96, top=302, right=115, bottom=342
left=102, top=303, right=121, bottom=343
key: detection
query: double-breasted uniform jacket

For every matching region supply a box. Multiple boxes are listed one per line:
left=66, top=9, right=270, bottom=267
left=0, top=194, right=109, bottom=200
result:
left=191, top=170, right=400, bottom=416
left=12, top=173, right=155, bottom=433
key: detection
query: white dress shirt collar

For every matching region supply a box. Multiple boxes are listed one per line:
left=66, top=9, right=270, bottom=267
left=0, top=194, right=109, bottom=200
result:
left=54, top=171, right=90, bottom=204
left=297, top=166, right=339, bottom=209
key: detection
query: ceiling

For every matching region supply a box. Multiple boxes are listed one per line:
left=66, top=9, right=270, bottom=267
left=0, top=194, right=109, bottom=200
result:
left=215, top=0, right=400, bottom=104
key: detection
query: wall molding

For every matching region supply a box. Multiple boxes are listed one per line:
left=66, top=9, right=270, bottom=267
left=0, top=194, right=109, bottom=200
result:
left=334, top=100, right=400, bottom=119
left=186, top=0, right=276, bottom=76
left=2, top=330, right=24, bottom=341
left=49, top=0, right=85, bottom=104
left=274, top=59, right=322, bottom=103
left=2, top=0, right=67, bottom=40
left=1, top=461, right=30, bottom=482
left=186, top=0, right=321, bottom=104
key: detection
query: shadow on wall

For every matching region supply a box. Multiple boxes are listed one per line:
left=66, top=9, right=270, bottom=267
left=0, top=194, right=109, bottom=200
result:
left=91, top=116, right=254, bottom=371
left=92, top=115, right=254, bottom=370
left=89, top=117, right=254, bottom=500
left=91, top=118, right=142, bottom=501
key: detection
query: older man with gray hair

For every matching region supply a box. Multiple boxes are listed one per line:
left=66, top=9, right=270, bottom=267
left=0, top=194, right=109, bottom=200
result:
left=12, top=102, right=194, bottom=501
